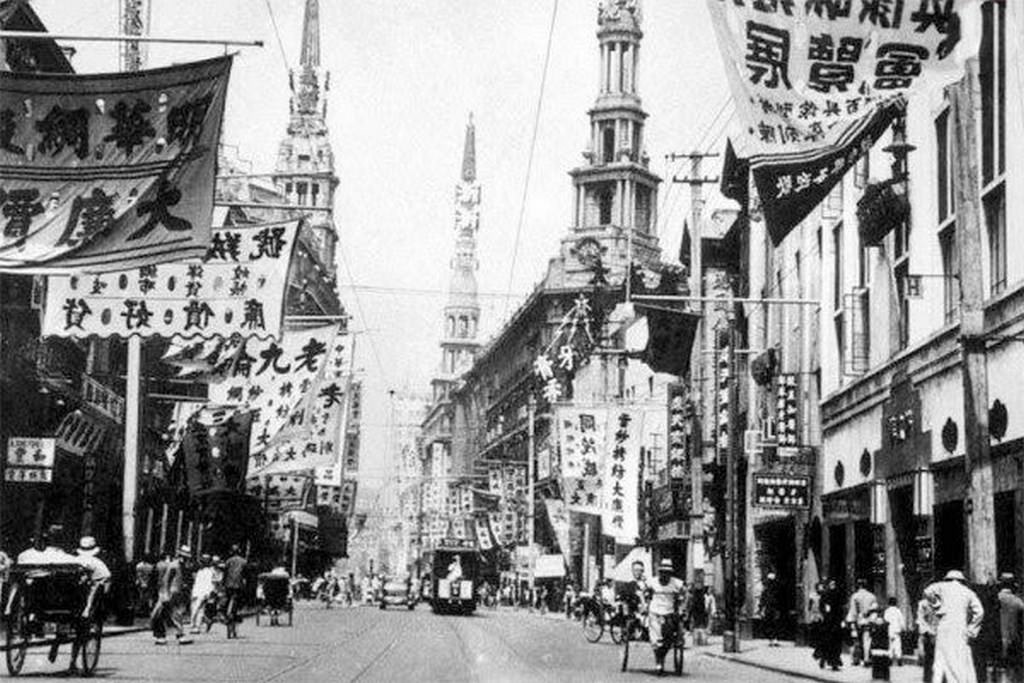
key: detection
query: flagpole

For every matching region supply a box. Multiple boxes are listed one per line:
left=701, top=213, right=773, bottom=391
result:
left=0, top=31, right=263, bottom=47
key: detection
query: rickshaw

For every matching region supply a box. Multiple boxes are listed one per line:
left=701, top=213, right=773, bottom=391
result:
left=580, top=593, right=627, bottom=644
left=619, top=610, right=684, bottom=676
left=255, top=572, right=293, bottom=627
left=4, top=564, right=105, bottom=677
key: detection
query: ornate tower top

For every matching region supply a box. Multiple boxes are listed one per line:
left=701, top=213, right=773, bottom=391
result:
left=461, top=113, right=476, bottom=184
left=598, top=0, right=642, bottom=31
left=299, top=0, right=320, bottom=68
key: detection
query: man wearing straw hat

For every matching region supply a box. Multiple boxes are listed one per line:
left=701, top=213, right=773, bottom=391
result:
left=923, top=569, right=984, bottom=683
left=151, top=545, right=194, bottom=645
left=67, top=536, right=110, bottom=673
left=646, top=558, right=685, bottom=675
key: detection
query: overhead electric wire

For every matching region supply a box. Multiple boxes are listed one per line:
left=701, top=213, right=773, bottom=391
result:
left=337, top=247, right=388, bottom=383
left=262, top=0, right=290, bottom=77
left=502, top=0, right=560, bottom=318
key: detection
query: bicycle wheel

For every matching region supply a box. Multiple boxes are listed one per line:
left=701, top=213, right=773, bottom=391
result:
left=583, top=609, right=604, bottom=643
left=78, top=620, right=103, bottom=677
left=609, top=618, right=624, bottom=645
left=5, top=589, right=28, bottom=676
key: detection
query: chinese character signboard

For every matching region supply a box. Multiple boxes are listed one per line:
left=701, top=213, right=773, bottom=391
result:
left=42, top=220, right=299, bottom=340
left=246, top=473, right=310, bottom=513
left=753, top=474, right=811, bottom=509
left=532, top=295, right=596, bottom=406
left=5, top=437, right=56, bottom=483
left=707, top=0, right=978, bottom=244
left=667, top=383, right=689, bottom=482
left=557, top=407, right=607, bottom=515
left=53, top=410, right=107, bottom=457
left=475, top=517, right=494, bottom=550
left=206, top=325, right=340, bottom=454
left=0, top=57, right=232, bottom=272
left=604, top=408, right=644, bottom=541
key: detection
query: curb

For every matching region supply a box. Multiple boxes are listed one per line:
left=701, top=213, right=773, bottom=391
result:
left=0, top=624, right=150, bottom=654
left=701, top=651, right=837, bottom=683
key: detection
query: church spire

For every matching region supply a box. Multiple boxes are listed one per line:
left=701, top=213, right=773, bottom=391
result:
left=461, top=113, right=476, bottom=183
left=299, top=0, right=320, bottom=68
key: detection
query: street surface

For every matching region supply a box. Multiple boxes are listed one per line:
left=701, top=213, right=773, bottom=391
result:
left=10, top=603, right=806, bottom=682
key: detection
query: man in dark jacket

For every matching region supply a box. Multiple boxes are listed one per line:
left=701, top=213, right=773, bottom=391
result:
left=997, top=573, right=1024, bottom=683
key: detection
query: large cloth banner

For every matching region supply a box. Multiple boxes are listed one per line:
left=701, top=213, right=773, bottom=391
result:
left=177, top=407, right=252, bottom=494
left=251, top=330, right=352, bottom=475
left=42, top=220, right=298, bottom=340
left=206, top=325, right=340, bottom=453
left=556, top=407, right=608, bottom=515
left=246, top=473, right=311, bottom=513
left=0, top=56, right=232, bottom=272
left=707, top=0, right=978, bottom=244
left=603, top=407, right=644, bottom=542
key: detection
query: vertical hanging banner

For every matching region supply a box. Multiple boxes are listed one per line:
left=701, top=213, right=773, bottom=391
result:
left=556, top=406, right=608, bottom=515
left=706, top=0, right=979, bottom=244
left=667, top=383, right=689, bottom=482
left=0, top=57, right=232, bottom=272
left=603, top=408, right=644, bottom=542
left=475, top=517, right=494, bottom=551
left=179, top=407, right=252, bottom=494
left=251, top=331, right=353, bottom=475
left=42, top=220, right=299, bottom=340
left=544, top=498, right=573, bottom=566
left=206, top=325, right=340, bottom=453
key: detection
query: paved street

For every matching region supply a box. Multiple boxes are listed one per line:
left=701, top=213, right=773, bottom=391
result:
left=10, top=603, right=812, bottom=682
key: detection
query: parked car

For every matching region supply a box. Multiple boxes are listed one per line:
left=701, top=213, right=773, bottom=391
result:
left=380, top=576, right=417, bottom=610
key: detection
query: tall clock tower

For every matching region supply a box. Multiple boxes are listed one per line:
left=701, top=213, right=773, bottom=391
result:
left=432, top=115, right=482, bottom=402
left=561, top=0, right=661, bottom=286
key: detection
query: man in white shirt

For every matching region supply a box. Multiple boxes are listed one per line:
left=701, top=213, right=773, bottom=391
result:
left=17, top=525, right=76, bottom=565
left=189, top=555, right=216, bottom=634
left=647, top=559, right=685, bottom=675
left=69, top=536, right=110, bottom=673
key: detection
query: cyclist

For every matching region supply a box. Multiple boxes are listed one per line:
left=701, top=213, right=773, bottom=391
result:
left=646, top=559, right=685, bottom=675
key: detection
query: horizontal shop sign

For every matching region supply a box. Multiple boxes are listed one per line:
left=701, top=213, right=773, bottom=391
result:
left=6, top=437, right=56, bottom=468
left=5, top=467, right=53, bottom=483
left=754, top=474, right=811, bottom=509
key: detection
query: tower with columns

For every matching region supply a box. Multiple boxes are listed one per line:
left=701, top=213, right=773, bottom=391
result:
left=561, top=0, right=661, bottom=286
left=273, top=0, right=339, bottom=268
left=433, top=115, right=482, bottom=403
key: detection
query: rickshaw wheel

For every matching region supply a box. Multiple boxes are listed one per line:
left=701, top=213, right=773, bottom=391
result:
left=5, top=591, right=28, bottom=676
left=620, top=634, right=630, bottom=672
left=582, top=608, right=603, bottom=643
left=608, top=618, right=624, bottom=645
left=78, top=619, right=103, bottom=677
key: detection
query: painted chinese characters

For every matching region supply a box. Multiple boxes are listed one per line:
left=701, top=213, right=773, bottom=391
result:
left=0, top=56, right=232, bottom=272
left=707, top=0, right=976, bottom=244
left=558, top=408, right=608, bottom=516
left=42, top=220, right=299, bottom=340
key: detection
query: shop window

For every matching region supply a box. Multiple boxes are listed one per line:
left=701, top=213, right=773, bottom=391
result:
left=981, top=0, right=1006, bottom=187
left=985, top=184, right=1006, bottom=296
left=939, top=226, right=960, bottom=324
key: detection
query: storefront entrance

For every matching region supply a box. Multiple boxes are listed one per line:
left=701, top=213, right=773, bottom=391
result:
left=755, top=518, right=797, bottom=639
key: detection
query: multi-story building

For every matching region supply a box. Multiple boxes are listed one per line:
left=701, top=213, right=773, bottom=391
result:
left=819, top=0, right=1022, bottom=611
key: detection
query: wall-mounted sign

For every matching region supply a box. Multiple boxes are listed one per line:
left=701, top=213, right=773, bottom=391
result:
left=754, top=474, right=811, bottom=509
left=5, top=437, right=56, bottom=483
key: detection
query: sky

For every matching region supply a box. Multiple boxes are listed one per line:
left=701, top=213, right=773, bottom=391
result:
left=31, top=0, right=733, bottom=507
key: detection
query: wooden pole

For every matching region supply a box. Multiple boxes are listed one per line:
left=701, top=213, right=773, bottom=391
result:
left=122, top=337, right=142, bottom=563
left=175, top=509, right=184, bottom=551
left=186, top=521, right=194, bottom=555
left=291, top=516, right=300, bottom=577
left=143, top=507, right=154, bottom=556
left=158, top=503, right=169, bottom=556
left=952, top=61, right=997, bottom=583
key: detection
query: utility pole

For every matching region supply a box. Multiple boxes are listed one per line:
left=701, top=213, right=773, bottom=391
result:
left=952, top=60, right=996, bottom=583
left=119, top=0, right=149, bottom=567
left=527, top=393, right=536, bottom=591
left=670, top=153, right=719, bottom=588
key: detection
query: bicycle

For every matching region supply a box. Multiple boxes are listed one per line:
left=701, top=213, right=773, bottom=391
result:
left=581, top=596, right=627, bottom=644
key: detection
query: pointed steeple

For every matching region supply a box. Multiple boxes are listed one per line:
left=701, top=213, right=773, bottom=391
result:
left=461, top=113, right=476, bottom=183
left=299, top=0, right=321, bottom=68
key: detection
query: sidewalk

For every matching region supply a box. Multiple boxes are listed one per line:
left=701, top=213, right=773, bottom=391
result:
left=698, top=639, right=924, bottom=683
